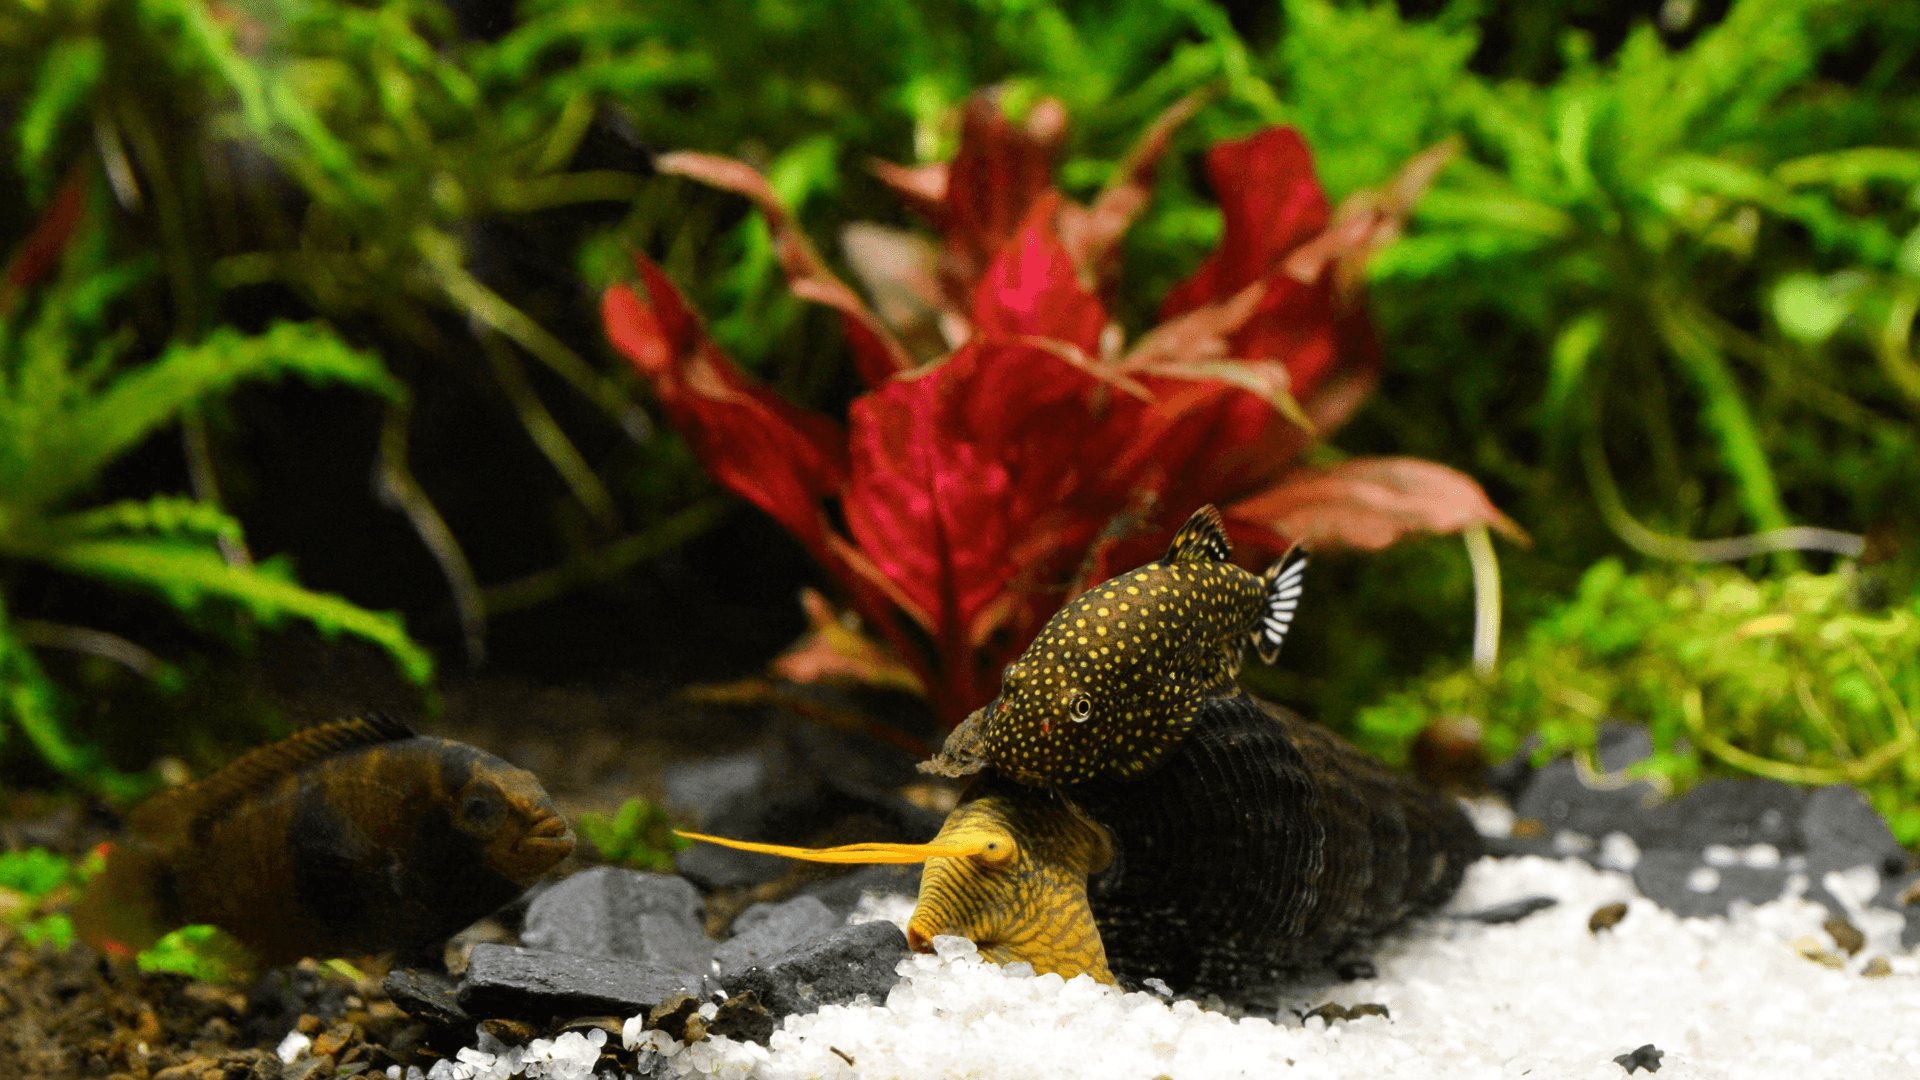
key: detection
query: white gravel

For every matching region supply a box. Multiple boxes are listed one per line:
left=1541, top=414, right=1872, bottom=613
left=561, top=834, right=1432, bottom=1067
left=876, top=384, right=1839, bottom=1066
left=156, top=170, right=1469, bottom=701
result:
left=415, top=853, right=1920, bottom=1080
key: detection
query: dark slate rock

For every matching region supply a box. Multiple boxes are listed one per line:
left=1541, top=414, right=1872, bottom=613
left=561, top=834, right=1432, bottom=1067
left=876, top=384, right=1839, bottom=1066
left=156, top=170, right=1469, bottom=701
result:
left=1631, top=849, right=1793, bottom=919
left=1456, top=895, right=1560, bottom=925
left=714, top=896, right=842, bottom=979
left=1636, top=779, right=1806, bottom=852
left=722, top=921, right=908, bottom=1020
left=1801, top=785, right=1912, bottom=878
left=1485, top=734, right=1539, bottom=802
left=519, top=868, right=714, bottom=975
left=663, top=750, right=771, bottom=827
left=798, top=863, right=921, bottom=920
left=458, top=944, right=699, bottom=1020
left=383, top=967, right=471, bottom=1030
left=1511, top=726, right=1661, bottom=842
left=1613, top=1043, right=1664, bottom=1074
left=1478, top=833, right=1565, bottom=861
left=670, top=717, right=945, bottom=890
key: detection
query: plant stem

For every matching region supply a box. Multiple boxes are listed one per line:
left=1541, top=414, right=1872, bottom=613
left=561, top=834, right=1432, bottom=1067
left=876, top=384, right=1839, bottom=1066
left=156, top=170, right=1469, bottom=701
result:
left=1581, top=427, right=1862, bottom=561
left=481, top=497, right=732, bottom=615
left=480, top=333, right=622, bottom=532
left=376, top=402, right=487, bottom=669
left=1647, top=290, right=1796, bottom=567
left=1464, top=523, right=1501, bottom=677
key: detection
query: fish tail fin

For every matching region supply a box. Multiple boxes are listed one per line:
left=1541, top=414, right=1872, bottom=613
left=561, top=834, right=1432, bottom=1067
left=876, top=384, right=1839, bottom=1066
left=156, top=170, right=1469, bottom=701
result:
left=71, top=840, right=178, bottom=960
left=1253, top=544, right=1308, bottom=664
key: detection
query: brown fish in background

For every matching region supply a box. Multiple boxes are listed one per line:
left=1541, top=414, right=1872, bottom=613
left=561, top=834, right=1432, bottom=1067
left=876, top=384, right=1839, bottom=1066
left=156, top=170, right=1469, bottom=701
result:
left=73, top=714, right=574, bottom=968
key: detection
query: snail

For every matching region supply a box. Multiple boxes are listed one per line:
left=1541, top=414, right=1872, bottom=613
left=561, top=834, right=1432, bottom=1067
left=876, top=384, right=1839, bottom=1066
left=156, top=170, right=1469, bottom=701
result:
left=680, top=506, right=1481, bottom=992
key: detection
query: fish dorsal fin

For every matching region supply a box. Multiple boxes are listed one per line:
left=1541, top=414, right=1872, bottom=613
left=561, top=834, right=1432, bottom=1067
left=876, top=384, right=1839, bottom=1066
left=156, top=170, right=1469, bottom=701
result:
left=147, top=714, right=418, bottom=837
left=1165, top=505, right=1232, bottom=564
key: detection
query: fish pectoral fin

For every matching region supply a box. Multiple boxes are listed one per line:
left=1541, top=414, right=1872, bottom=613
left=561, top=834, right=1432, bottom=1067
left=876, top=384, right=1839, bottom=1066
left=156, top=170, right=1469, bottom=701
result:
left=1191, top=646, right=1242, bottom=697
left=673, top=830, right=993, bottom=865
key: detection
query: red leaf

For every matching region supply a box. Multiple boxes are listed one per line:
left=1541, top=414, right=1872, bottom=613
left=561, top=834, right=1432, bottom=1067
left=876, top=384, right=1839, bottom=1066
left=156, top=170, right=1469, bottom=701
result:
left=1224, top=457, right=1528, bottom=553
left=1160, top=128, right=1329, bottom=319
left=938, top=91, right=1068, bottom=283
left=843, top=340, right=1133, bottom=647
left=1, top=166, right=87, bottom=313
left=971, top=193, right=1107, bottom=354
left=657, top=151, right=915, bottom=387
left=603, top=256, right=848, bottom=559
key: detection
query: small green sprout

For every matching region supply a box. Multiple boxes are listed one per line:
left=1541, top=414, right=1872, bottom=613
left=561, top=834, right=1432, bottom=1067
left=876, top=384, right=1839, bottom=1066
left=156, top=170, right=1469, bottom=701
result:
left=576, top=798, right=690, bottom=872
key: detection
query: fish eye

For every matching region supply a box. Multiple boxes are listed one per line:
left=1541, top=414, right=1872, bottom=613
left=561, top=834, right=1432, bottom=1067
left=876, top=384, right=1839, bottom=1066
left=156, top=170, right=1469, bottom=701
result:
left=460, top=787, right=505, bottom=830
left=1069, top=693, right=1092, bottom=722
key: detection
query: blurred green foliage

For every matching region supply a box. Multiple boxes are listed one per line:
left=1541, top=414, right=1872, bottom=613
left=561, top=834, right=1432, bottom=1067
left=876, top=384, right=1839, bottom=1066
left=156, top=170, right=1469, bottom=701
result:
left=1357, top=560, right=1920, bottom=844
left=577, top=795, right=688, bottom=872
left=2, top=0, right=1917, bottom=813
left=0, top=197, right=430, bottom=794
left=0, top=844, right=103, bottom=949
left=136, top=923, right=254, bottom=983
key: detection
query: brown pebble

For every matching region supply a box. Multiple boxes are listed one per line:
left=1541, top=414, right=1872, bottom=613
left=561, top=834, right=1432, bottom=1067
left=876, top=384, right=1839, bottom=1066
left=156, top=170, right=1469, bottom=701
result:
left=1901, top=879, right=1920, bottom=907
left=1863, top=957, right=1893, bottom=978
left=479, top=1018, right=536, bottom=1044
left=647, top=991, right=704, bottom=1043
left=1302, top=1003, right=1350, bottom=1023
left=312, top=1022, right=360, bottom=1057
left=296, top=1014, right=322, bottom=1036
left=1588, top=902, right=1629, bottom=933
left=1346, top=1003, right=1391, bottom=1020
left=1511, top=818, right=1548, bottom=839
left=707, top=991, right=777, bottom=1045
left=152, top=1061, right=212, bottom=1080
left=284, top=1054, right=337, bottom=1080
left=1822, top=916, right=1865, bottom=956
left=1791, top=936, right=1845, bottom=969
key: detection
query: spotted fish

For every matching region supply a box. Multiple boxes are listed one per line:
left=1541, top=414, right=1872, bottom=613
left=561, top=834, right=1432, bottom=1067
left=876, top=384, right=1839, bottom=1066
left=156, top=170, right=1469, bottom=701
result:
left=73, top=715, right=574, bottom=968
left=926, top=505, right=1307, bottom=785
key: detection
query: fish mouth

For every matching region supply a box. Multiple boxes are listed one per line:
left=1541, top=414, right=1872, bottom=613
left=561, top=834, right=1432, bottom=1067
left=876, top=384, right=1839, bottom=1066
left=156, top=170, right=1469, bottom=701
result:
left=517, top=810, right=576, bottom=860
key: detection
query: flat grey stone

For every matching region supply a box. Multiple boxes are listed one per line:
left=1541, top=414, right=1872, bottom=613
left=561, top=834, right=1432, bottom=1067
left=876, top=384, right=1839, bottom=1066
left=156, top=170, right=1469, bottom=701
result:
left=457, top=944, right=699, bottom=1020
left=798, top=863, right=921, bottom=919
left=519, top=867, right=714, bottom=975
left=1637, top=779, right=1806, bottom=851
left=1631, top=849, right=1792, bottom=918
left=722, top=921, right=908, bottom=1020
left=1801, top=785, right=1910, bottom=878
left=383, top=966, right=470, bottom=1029
left=714, top=896, right=841, bottom=978
left=1456, top=895, right=1559, bottom=925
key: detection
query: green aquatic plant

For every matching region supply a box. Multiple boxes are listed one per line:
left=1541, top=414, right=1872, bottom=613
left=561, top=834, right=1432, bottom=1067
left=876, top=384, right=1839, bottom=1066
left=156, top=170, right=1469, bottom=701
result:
left=1357, top=559, right=1920, bottom=845
left=0, top=844, right=103, bottom=950
left=576, top=796, right=688, bottom=872
left=0, top=189, right=430, bottom=794
left=1343, top=0, right=1920, bottom=557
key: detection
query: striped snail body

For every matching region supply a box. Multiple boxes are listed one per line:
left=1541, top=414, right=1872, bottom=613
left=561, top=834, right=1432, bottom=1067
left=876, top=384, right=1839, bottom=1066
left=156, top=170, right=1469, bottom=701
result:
left=680, top=506, right=1480, bottom=993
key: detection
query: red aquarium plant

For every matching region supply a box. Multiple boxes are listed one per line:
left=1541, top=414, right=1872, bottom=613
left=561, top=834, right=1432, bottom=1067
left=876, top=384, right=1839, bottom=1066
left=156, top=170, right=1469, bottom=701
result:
left=604, top=90, right=1521, bottom=727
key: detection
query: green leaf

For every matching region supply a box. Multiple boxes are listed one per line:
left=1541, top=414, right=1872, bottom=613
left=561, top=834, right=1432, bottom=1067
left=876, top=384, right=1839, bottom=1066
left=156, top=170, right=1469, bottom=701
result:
left=10, top=322, right=400, bottom=514
left=1770, top=272, right=1858, bottom=344
left=18, top=38, right=107, bottom=200
left=47, top=540, right=434, bottom=685
left=137, top=924, right=255, bottom=984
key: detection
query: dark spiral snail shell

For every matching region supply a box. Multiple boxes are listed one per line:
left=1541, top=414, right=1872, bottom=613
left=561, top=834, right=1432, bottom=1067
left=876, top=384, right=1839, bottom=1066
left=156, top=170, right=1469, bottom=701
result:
left=1065, top=691, right=1482, bottom=990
